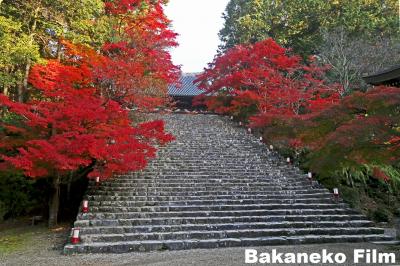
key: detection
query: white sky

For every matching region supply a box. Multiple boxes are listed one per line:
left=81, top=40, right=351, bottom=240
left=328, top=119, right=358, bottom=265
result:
left=165, top=0, right=229, bottom=73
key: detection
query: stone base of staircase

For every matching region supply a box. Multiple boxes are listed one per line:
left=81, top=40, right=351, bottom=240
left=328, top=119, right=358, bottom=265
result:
left=64, top=114, right=393, bottom=254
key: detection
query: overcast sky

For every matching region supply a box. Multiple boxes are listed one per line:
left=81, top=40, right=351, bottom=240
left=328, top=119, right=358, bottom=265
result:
left=165, top=0, right=229, bottom=73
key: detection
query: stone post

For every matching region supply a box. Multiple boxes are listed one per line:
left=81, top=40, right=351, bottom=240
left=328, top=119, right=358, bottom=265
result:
left=396, top=217, right=400, bottom=240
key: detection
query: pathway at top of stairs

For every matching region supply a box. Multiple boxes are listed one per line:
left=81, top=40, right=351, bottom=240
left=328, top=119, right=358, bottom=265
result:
left=64, top=114, right=393, bottom=254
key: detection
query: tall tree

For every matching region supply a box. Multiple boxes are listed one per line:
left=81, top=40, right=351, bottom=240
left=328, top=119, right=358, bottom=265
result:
left=98, top=0, right=180, bottom=109
left=0, top=16, right=40, bottom=98
left=320, top=28, right=400, bottom=95
left=219, top=0, right=399, bottom=56
left=0, top=52, right=173, bottom=227
left=0, top=0, right=179, bottom=227
left=0, top=0, right=106, bottom=101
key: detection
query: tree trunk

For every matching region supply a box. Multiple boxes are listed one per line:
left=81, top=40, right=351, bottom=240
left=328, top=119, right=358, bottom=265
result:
left=3, top=86, right=8, bottom=97
left=19, top=59, right=31, bottom=103
left=48, top=175, right=60, bottom=228
left=66, top=173, right=73, bottom=201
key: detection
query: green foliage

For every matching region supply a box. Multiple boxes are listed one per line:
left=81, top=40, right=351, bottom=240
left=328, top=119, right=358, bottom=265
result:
left=256, top=86, right=400, bottom=220
left=339, top=186, right=361, bottom=209
left=0, top=201, right=6, bottom=221
left=0, top=16, right=40, bottom=91
left=262, top=87, right=399, bottom=188
left=0, top=0, right=109, bottom=99
left=0, top=170, right=39, bottom=219
left=48, top=0, right=110, bottom=47
left=219, top=0, right=399, bottom=56
left=371, top=208, right=391, bottom=223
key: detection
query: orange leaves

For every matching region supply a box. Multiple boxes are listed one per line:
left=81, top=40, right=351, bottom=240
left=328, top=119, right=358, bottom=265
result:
left=29, top=60, right=93, bottom=95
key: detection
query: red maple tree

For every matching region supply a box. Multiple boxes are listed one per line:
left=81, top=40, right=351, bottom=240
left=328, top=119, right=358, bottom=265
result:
left=195, top=38, right=341, bottom=124
left=0, top=0, right=179, bottom=227
left=0, top=54, right=174, bottom=226
left=99, top=0, right=180, bottom=109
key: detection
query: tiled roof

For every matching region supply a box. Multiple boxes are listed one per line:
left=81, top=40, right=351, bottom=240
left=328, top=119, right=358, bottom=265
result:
left=363, top=64, right=400, bottom=86
left=168, top=73, right=205, bottom=96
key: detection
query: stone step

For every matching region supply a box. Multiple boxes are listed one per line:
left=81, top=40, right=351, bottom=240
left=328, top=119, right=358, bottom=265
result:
left=87, top=201, right=342, bottom=210
left=79, top=220, right=374, bottom=235
left=92, top=186, right=325, bottom=193
left=95, top=180, right=314, bottom=186
left=88, top=196, right=336, bottom=207
left=96, top=178, right=314, bottom=184
left=93, top=183, right=316, bottom=190
left=65, top=114, right=392, bottom=254
left=113, top=171, right=301, bottom=176
left=88, top=204, right=348, bottom=213
left=75, top=214, right=368, bottom=227
left=97, top=177, right=310, bottom=183
left=83, top=227, right=385, bottom=243
left=143, top=163, right=296, bottom=168
left=91, top=190, right=332, bottom=197
left=142, top=170, right=299, bottom=176
left=87, top=195, right=335, bottom=204
left=78, top=208, right=359, bottom=220
left=64, top=234, right=394, bottom=254
left=104, top=177, right=308, bottom=183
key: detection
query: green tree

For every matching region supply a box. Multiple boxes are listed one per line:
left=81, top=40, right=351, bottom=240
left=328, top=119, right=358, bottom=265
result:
left=0, top=0, right=108, bottom=102
left=320, top=27, right=400, bottom=95
left=219, top=0, right=399, bottom=56
left=0, top=16, right=40, bottom=98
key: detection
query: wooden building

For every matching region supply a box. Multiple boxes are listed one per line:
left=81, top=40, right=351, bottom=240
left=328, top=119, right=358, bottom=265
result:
left=168, top=73, right=205, bottom=109
left=363, top=65, right=400, bottom=87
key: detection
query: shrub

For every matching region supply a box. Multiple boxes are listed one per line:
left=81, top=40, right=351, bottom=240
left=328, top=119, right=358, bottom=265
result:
left=0, top=201, right=6, bottom=221
left=0, top=170, right=38, bottom=219
left=257, top=86, right=400, bottom=193
left=372, top=209, right=391, bottom=223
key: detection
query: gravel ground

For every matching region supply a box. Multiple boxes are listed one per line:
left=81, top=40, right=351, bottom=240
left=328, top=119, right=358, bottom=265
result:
left=0, top=225, right=399, bottom=266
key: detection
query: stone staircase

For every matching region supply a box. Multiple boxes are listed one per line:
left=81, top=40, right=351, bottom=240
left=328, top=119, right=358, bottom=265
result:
left=64, top=114, right=392, bottom=254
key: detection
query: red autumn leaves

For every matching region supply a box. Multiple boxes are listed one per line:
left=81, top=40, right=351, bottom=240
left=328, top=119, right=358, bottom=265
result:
left=195, top=38, right=400, bottom=185
left=195, top=38, right=341, bottom=123
left=0, top=0, right=177, bottom=180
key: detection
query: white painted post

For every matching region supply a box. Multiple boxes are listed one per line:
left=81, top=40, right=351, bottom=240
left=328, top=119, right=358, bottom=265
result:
left=333, top=188, right=339, bottom=201
left=82, top=200, right=89, bottom=213
left=71, top=228, right=80, bottom=244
